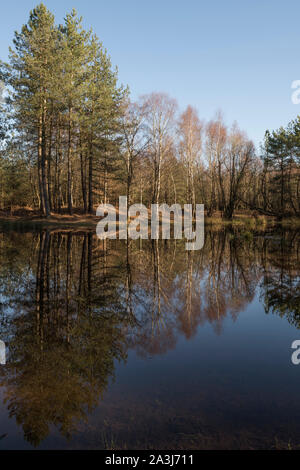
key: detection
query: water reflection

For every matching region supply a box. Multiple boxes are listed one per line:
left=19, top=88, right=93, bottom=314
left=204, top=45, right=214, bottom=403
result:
left=0, top=227, right=299, bottom=448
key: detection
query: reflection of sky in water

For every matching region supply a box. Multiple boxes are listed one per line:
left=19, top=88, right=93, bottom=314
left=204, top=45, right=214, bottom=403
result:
left=0, top=229, right=299, bottom=449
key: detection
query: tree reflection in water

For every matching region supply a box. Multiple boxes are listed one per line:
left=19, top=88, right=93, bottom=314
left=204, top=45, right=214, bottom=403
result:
left=0, top=226, right=299, bottom=447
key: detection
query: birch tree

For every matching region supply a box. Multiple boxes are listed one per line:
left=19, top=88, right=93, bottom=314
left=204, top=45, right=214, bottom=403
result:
left=141, top=93, right=177, bottom=204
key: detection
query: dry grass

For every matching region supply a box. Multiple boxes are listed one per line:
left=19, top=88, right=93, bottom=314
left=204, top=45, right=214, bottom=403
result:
left=0, top=208, right=298, bottom=230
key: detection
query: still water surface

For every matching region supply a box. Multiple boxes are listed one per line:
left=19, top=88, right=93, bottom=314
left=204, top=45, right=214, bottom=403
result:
left=0, top=226, right=299, bottom=449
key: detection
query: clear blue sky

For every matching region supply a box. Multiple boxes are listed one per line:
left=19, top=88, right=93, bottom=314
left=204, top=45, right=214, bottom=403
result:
left=1, top=0, right=300, bottom=147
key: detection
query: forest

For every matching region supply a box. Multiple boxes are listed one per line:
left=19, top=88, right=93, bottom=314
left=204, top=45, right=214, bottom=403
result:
left=0, top=3, right=299, bottom=221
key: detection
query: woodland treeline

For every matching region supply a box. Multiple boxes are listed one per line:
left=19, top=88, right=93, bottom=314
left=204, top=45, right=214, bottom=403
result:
left=0, top=3, right=299, bottom=219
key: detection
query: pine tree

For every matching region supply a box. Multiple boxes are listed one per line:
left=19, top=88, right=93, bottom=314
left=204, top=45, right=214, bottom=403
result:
left=58, top=9, right=90, bottom=214
left=84, top=35, right=126, bottom=212
left=1, top=3, right=59, bottom=216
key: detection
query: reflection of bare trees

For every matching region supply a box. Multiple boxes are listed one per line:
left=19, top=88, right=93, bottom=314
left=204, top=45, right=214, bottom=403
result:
left=202, top=230, right=259, bottom=334
left=0, top=227, right=299, bottom=445
left=126, top=229, right=261, bottom=351
left=127, top=240, right=178, bottom=357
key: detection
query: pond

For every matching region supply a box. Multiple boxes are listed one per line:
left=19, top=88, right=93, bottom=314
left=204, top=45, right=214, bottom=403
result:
left=0, top=226, right=299, bottom=449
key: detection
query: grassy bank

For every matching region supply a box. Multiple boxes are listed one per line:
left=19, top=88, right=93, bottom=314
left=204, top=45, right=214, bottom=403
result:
left=0, top=210, right=299, bottom=230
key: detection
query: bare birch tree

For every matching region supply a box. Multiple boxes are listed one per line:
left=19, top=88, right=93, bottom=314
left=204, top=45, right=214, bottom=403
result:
left=178, top=105, right=203, bottom=211
left=140, top=93, right=177, bottom=204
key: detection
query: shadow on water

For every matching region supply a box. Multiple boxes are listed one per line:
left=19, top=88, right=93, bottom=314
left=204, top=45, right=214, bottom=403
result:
left=0, top=225, right=299, bottom=449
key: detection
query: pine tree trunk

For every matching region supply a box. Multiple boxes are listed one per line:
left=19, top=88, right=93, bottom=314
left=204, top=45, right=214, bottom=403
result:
left=88, top=143, right=93, bottom=214
left=67, top=109, right=73, bottom=215
left=39, top=113, right=50, bottom=217
left=80, top=151, right=87, bottom=213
